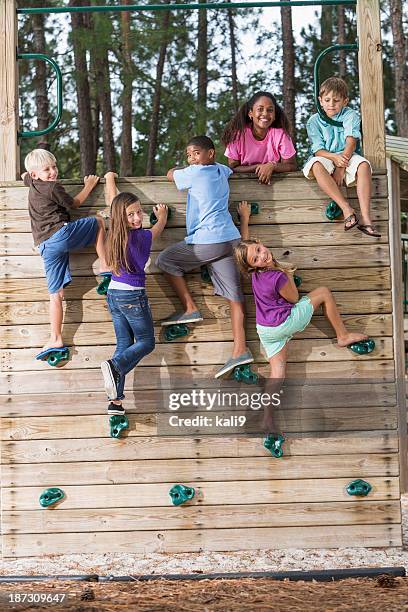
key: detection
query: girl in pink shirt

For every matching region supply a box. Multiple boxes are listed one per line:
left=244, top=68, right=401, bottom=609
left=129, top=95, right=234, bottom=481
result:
left=221, top=91, right=297, bottom=184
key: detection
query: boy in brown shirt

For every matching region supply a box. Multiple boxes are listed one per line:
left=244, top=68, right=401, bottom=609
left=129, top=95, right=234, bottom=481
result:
left=23, top=149, right=110, bottom=356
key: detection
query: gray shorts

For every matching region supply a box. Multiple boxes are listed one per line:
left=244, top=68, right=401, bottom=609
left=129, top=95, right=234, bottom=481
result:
left=155, top=240, right=244, bottom=303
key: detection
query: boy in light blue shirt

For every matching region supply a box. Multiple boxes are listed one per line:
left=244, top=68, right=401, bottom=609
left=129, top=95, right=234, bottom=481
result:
left=156, top=135, right=254, bottom=378
left=303, top=76, right=380, bottom=237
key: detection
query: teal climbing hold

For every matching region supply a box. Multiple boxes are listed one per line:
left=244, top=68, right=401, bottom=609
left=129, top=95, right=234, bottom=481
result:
left=346, top=479, right=372, bottom=497
left=169, top=484, right=195, bottom=506
left=200, top=265, right=212, bottom=284
left=237, top=201, right=259, bottom=218
left=39, top=487, right=65, bottom=508
left=325, top=200, right=342, bottom=221
left=150, top=207, right=172, bottom=225
left=264, top=433, right=285, bottom=458
left=294, top=274, right=302, bottom=288
left=232, top=364, right=258, bottom=385
left=349, top=338, right=375, bottom=355
left=96, top=274, right=112, bottom=296
left=164, top=323, right=189, bottom=342
left=110, top=414, right=129, bottom=438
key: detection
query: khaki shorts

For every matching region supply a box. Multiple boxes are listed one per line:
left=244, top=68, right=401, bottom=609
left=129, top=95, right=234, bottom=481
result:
left=303, top=153, right=371, bottom=187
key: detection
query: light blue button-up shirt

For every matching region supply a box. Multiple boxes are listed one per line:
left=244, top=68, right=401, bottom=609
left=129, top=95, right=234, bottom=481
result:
left=306, top=106, right=362, bottom=158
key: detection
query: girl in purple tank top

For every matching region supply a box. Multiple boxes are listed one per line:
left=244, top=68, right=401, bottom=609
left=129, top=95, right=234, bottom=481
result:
left=234, top=202, right=369, bottom=433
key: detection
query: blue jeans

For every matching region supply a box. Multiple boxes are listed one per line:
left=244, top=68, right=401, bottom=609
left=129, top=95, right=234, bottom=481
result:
left=106, top=289, right=155, bottom=400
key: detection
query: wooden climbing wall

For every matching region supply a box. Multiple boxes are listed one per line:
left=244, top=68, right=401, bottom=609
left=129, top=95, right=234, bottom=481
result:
left=0, top=171, right=403, bottom=557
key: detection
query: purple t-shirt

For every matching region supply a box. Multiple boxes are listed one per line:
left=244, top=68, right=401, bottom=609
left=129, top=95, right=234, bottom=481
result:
left=252, top=269, right=293, bottom=326
left=111, top=228, right=152, bottom=287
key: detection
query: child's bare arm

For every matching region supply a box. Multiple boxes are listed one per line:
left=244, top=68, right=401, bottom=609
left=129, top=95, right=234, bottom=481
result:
left=104, top=171, right=119, bottom=206
left=342, top=136, right=357, bottom=161
left=167, top=169, right=176, bottom=182
left=278, top=275, right=299, bottom=303
left=150, top=204, right=168, bottom=240
left=228, top=159, right=259, bottom=174
left=72, top=175, right=100, bottom=208
left=314, top=149, right=349, bottom=167
left=237, top=201, right=251, bottom=240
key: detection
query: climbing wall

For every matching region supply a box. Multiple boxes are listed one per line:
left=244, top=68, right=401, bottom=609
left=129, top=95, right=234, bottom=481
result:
left=0, top=172, right=403, bottom=557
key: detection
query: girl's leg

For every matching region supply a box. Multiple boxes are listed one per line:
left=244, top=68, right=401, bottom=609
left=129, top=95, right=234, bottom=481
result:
left=113, top=296, right=155, bottom=376
left=355, top=162, right=374, bottom=228
left=311, top=162, right=355, bottom=226
left=95, top=216, right=110, bottom=273
left=229, top=300, right=247, bottom=357
left=163, top=273, right=199, bottom=314
left=107, top=296, right=134, bottom=403
left=263, top=345, right=288, bottom=433
left=307, top=287, right=368, bottom=346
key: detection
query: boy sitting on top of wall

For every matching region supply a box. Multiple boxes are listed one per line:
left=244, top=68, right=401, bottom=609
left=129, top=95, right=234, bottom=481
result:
left=22, top=149, right=109, bottom=355
left=302, top=76, right=380, bottom=238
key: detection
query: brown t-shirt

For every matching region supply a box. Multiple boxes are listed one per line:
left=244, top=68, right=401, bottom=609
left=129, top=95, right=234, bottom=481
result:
left=24, top=174, right=75, bottom=246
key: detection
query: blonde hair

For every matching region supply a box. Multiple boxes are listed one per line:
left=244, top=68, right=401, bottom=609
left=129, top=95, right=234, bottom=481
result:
left=24, top=149, right=57, bottom=172
left=106, top=192, right=142, bottom=276
left=319, top=77, right=348, bottom=99
left=234, top=239, right=296, bottom=276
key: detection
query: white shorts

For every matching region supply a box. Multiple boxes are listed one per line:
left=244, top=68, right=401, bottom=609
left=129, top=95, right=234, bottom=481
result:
left=302, top=153, right=371, bottom=187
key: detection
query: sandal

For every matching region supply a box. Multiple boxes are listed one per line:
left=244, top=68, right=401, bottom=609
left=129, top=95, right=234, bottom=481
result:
left=344, top=212, right=358, bottom=231
left=357, top=224, right=381, bottom=238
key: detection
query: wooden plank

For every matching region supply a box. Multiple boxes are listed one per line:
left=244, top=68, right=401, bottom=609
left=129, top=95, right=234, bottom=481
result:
left=0, top=1, right=19, bottom=181
left=2, top=477, right=400, bottom=511
left=0, top=267, right=392, bottom=302
left=1, top=431, right=398, bottom=464
left=1, top=314, right=393, bottom=349
left=0, top=383, right=397, bottom=417
left=0, top=405, right=397, bottom=441
left=0, top=245, right=391, bottom=280
left=2, top=523, right=401, bottom=557
left=357, top=0, right=386, bottom=167
left=0, top=291, right=392, bottom=326
left=1, top=361, right=395, bottom=395
left=1, top=454, right=398, bottom=487
left=2, top=501, right=401, bottom=534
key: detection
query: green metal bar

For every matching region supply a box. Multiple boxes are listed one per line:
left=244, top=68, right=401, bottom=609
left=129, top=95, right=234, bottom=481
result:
left=17, top=53, right=63, bottom=138
left=313, top=43, right=358, bottom=127
left=18, top=1, right=356, bottom=16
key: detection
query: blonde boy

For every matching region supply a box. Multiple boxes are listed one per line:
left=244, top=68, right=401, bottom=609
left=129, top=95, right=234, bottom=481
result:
left=303, top=77, right=380, bottom=237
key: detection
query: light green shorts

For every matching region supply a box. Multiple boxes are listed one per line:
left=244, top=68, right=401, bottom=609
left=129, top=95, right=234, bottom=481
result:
left=256, top=296, right=314, bottom=359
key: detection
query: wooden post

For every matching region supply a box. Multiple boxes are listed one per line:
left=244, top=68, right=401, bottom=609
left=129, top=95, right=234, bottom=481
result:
left=0, top=0, right=19, bottom=181
left=387, top=158, right=408, bottom=492
left=356, top=0, right=386, bottom=168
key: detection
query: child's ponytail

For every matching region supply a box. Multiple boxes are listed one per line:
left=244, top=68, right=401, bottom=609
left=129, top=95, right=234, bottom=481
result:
left=234, top=239, right=296, bottom=277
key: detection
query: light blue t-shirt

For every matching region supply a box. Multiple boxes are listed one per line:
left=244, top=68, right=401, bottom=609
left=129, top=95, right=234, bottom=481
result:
left=173, top=163, right=240, bottom=245
left=306, top=106, right=362, bottom=158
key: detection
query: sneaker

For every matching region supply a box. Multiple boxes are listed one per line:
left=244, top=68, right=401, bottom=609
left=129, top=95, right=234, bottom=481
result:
left=214, top=349, right=254, bottom=379
left=101, top=359, right=121, bottom=400
left=107, top=402, right=125, bottom=416
left=161, top=310, right=203, bottom=326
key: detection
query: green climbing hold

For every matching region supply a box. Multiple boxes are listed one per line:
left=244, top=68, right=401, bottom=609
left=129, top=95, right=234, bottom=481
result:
left=46, top=348, right=70, bottom=367
left=232, top=364, right=258, bottom=385
left=150, top=207, right=172, bottom=226
left=346, top=479, right=372, bottom=497
left=110, top=414, right=129, bottom=438
left=200, top=265, right=212, bottom=284
left=169, top=484, right=195, bottom=506
left=325, top=200, right=342, bottom=221
left=96, top=275, right=111, bottom=296
left=39, top=487, right=65, bottom=508
left=294, top=274, right=302, bottom=288
left=237, top=201, right=259, bottom=218
left=264, top=433, right=285, bottom=458
left=349, top=338, right=375, bottom=355
left=164, top=323, right=189, bottom=342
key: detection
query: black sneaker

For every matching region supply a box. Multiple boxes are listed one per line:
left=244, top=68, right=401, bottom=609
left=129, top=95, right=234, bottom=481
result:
left=101, top=359, right=121, bottom=400
left=107, top=402, right=125, bottom=416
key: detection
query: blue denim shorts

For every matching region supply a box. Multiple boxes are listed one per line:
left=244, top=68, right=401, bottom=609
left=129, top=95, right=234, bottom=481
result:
left=256, top=296, right=314, bottom=359
left=38, top=216, right=98, bottom=294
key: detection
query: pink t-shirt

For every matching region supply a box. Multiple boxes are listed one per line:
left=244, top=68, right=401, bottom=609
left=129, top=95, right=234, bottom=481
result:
left=224, top=126, right=296, bottom=165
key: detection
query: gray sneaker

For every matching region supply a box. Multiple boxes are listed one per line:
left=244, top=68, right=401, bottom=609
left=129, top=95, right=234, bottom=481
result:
left=214, top=350, right=254, bottom=379
left=161, top=310, right=203, bottom=326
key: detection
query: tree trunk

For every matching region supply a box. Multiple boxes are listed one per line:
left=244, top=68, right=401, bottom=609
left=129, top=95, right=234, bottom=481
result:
left=337, top=5, right=346, bottom=78
left=389, top=0, right=408, bottom=136
left=120, top=0, right=134, bottom=176
left=280, top=1, right=296, bottom=147
left=197, top=0, right=208, bottom=134
left=69, top=0, right=96, bottom=174
left=32, top=2, right=49, bottom=149
left=228, top=9, right=239, bottom=112
left=146, top=8, right=171, bottom=176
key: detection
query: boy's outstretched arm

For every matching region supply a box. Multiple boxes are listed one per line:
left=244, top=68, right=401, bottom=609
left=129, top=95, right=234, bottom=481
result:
left=150, top=204, right=168, bottom=240
left=104, top=171, right=119, bottom=206
left=167, top=168, right=175, bottom=182
left=72, top=175, right=100, bottom=208
left=237, top=201, right=251, bottom=241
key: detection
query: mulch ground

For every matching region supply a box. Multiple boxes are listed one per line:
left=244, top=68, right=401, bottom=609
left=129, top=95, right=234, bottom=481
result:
left=1, top=576, right=408, bottom=611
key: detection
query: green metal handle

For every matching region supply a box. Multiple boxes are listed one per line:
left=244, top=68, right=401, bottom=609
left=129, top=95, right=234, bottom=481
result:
left=313, top=43, right=358, bottom=127
left=17, top=53, right=63, bottom=139
left=18, top=2, right=357, bottom=16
